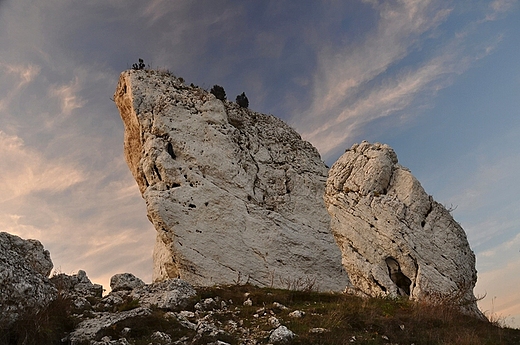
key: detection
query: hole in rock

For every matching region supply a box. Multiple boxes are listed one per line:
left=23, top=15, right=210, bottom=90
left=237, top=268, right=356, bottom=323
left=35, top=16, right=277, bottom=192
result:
left=166, top=142, right=176, bottom=159
left=385, top=257, right=412, bottom=296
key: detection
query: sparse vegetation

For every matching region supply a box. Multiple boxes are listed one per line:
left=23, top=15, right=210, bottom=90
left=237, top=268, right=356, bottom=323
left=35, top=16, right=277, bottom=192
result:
left=210, top=85, right=227, bottom=101
left=0, top=293, right=77, bottom=345
left=132, top=58, right=146, bottom=70
left=2, top=284, right=518, bottom=344
left=236, top=92, right=249, bottom=108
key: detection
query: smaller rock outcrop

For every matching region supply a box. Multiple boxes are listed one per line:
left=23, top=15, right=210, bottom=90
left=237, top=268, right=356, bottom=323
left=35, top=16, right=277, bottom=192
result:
left=69, top=276, right=197, bottom=344
left=0, top=232, right=57, bottom=327
left=110, top=273, right=145, bottom=292
left=325, top=142, right=483, bottom=318
left=50, top=269, right=103, bottom=314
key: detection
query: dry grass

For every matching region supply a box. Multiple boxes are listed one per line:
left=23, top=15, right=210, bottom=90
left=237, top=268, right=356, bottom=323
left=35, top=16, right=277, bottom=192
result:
left=196, top=284, right=520, bottom=345
left=2, top=283, right=519, bottom=344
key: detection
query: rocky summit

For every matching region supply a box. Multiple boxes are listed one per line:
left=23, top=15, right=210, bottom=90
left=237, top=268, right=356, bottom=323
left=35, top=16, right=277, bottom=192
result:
left=325, top=142, right=483, bottom=318
left=114, top=69, right=350, bottom=291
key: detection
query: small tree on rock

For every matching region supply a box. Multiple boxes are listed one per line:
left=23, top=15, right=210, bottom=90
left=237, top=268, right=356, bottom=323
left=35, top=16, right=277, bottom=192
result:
left=132, top=58, right=146, bottom=70
left=236, top=92, right=249, bottom=108
left=210, top=85, right=226, bottom=101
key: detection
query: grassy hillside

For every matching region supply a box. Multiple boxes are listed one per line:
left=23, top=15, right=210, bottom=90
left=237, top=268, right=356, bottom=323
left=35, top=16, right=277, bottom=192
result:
left=3, top=283, right=519, bottom=344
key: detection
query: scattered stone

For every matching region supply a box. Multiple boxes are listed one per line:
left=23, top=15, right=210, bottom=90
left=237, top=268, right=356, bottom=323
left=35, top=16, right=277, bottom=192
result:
left=69, top=307, right=153, bottom=344
left=243, top=298, right=253, bottom=306
left=130, top=278, right=196, bottom=310
left=110, top=273, right=145, bottom=292
left=195, top=297, right=217, bottom=311
left=175, top=312, right=197, bottom=330
left=309, top=327, right=329, bottom=334
left=151, top=331, right=172, bottom=344
left=272, top=302, right=288, bottom=310
left=269, top=325, right=295, bottom=344
left=269, top=316, right=281, bottom=327
left=288, top=310, right=305, bottom=318
left=178, top=310, right=195, bottom=318
left=51, top=269, right=103, bottom=299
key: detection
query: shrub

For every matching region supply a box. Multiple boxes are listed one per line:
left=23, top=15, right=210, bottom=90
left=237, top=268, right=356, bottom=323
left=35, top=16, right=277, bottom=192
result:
left=210, top=85, right=226, bottom=101
left=236, top=92, right=249, bottom=108
left=132, top=58, right=146, bottom=70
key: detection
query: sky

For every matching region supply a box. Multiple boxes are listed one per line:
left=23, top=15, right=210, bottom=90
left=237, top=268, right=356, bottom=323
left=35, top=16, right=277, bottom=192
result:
left=0, top=0, right=519, bottom=327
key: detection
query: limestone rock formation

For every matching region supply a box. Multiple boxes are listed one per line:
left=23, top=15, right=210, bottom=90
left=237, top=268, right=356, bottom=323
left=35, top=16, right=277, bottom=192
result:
left=51, top=269, right=103, bottom=299
left=324, top=141, right=483, bottom=317
left=0, top=232, right=57, bottom=327
left=69, top=277, right=197, bottom=344
left=110, top=273, right=145, bottom=292
left=114, top=69, right=349, bottom=291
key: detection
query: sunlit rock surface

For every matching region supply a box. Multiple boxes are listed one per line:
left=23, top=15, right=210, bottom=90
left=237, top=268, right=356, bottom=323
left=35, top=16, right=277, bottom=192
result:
left=324, top=141, right=483, bottom=318
left=114, top=69, right=349, bottom=291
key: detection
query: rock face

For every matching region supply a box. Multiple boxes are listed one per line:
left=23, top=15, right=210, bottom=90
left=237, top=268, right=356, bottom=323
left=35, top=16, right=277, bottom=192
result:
left=110, top=273, right=145, bottom=292
left=324, top=142, right=482, bottom=317
left=114, top=69, right=349, bottom=291
left=69, top=276, right=197, bottom=344
left=0, top=232, right=57, bottom=327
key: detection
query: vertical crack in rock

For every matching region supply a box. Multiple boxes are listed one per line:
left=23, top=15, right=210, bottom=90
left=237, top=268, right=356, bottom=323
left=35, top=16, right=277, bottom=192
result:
left=324, top=141, right=484, bottom=319
left=114, top=69, right=350, bottom=291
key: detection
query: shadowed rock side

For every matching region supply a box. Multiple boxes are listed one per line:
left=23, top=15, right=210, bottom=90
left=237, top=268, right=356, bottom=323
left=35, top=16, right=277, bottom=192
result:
left=0, top=232, right=57, bottom=327
left=114, top=70, right=350, bottom=291
left=324, top=141, right=484, bottom=318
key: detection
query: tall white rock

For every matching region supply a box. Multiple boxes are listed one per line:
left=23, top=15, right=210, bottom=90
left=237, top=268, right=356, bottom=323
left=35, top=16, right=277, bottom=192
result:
left=324, top=141, right=483, bottom=317
left=114, top=70, right=349, bottom=291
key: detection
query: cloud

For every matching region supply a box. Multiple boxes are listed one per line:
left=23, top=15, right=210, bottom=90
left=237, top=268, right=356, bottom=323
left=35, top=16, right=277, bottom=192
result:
left=48, top=76, right=86, bottom=118
left=295, top=0, right=452, bottom=154
left=485, top=0, right=518, bottom=20
left=0, top=62, right=40, bottom=111
left=0, top=0, right=156, bottom=290
left=294, top=0, right=506, bottom=161
left=0, top=131, right=85, bottom=202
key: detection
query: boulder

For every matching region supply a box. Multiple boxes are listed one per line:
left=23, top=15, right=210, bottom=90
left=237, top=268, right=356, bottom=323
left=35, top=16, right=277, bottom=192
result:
left=110, top=273, right=145, bottom=292
left=49, top=269, right=103, bottom=314
left=0, top=232, right=57, bottom=327
left=324, top=141, right=483, bottom=317
left=113, top=69, right=349, bottom=291
left=68, top=307, right=153, bottom=344
left=129, top=278, right=197, bottom=310
left=51, top=269, right=103, bottom=298
left=269, top=325, right=295, bottom=344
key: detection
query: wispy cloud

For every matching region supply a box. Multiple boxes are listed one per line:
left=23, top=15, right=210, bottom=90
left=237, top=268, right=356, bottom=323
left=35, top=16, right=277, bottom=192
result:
left=0, top=131, right=85, bottom=202
left=0, top=62, right=40, bottom=111
left=295, top=0, right=504, bottom=160
left=48, top=76, right=86, bottom=118
left=485, top=0, right=518, bottom=20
